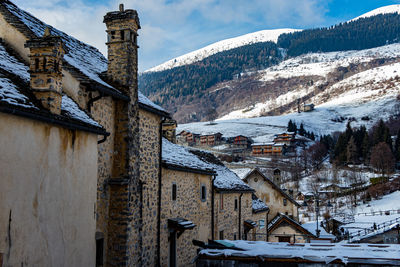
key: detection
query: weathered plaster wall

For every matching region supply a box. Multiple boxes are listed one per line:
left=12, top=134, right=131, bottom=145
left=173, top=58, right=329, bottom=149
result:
left=160, top=168, right=212, bottom=267
left=0, top=113, right=98, bottom=267
left=0, top=12, right=29, bottom=62
left=251, top=212, right=268, bottom=241
left=246, top=172, right=298, bottom=218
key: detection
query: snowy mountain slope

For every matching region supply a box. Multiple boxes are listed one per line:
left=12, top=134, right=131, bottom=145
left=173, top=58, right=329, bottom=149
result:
left=145, top=28, right=299, bottom=73
left=218, top=43, right=400, bottom=121
left=350, top=4, right=400, bottom=22
left=178, top=94, right=398, bottom=144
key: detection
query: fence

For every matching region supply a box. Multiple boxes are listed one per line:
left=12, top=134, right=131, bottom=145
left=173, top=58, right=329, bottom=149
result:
left=347, top=216, right=400, bottom=242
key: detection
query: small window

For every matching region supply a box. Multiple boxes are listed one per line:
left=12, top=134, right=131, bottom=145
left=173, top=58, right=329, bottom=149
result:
left=220, top=194, right=224, bottom=210
left=259, top=219, right=265, bottom=229
left=219, top=230, right=224, bottom=240
left=201, top=185, right=206, bottom=202
left=172, top=183, right=177, bottom=201
left=234, top=198, right=238, bottom=210
left=35, top=58, right=39, bottom=71
left=120, top=30, right=124, bottom=40
left=283, top=198, right=287, bottom=206
left=43, top=57, right=47, bottom=71
left=111, top=31, right=115, bottom=39
left=233, top=234, right=237, bottom=240
left=254, top=177, right=258, bottom=182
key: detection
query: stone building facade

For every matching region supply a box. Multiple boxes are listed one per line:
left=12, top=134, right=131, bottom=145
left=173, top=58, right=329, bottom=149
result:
left=243, top=169, right=300, bottom=219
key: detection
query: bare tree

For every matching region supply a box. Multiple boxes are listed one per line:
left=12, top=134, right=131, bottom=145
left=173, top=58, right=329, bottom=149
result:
left=370, top=142, right=395, bottom=177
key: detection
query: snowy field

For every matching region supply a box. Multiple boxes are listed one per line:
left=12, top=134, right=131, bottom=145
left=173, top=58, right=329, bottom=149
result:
left=178, top=95, right=398, bottom=144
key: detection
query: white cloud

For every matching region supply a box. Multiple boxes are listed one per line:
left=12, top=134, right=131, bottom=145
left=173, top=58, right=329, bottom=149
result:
left=12, top=0, right=330, bottom=71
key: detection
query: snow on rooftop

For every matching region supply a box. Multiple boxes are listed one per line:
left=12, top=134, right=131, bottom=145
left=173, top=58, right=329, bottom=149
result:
left=0, top=78, right=36, bottom=109
left=252, top=196, right=269, bottom=212
left=162, top=138, right=213, bottom=172
left=0, top=43, right=29, bottom=81
left=145, top=28, right=300, bottom=73
left=212, top=164, right=253, bottom=191
left=138, top=91, right=166, bottom=113
left=2, top=1, right=166, bottom=114
left=199, top=240, right=400, bottom=265
left=231, top=168, right=252, bottom=180
left=61, top=95, right=100, bottom=127
left=301, top=221, right=335, bottom=239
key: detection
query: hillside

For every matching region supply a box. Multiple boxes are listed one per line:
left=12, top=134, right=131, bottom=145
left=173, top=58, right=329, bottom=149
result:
left=140, top=6, right=400, bottom=123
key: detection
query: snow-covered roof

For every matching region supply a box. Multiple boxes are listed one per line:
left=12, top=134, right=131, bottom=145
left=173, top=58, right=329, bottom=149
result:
left=189, top=150, right=254, bottom=192
left=0, top=0, right=167, bottom=116
left=198, top=240, right=400, bottom=265
left=0, top=41, right=102, bottom=130
left=161, top=138, right=214, bottom=174
left=252, top=194, right=269, bottom=213
left=301, top=221, right=336, bottom=240
left=252, top=142, right=274, bottom=146
left=267, top=213, right=313, bottom=237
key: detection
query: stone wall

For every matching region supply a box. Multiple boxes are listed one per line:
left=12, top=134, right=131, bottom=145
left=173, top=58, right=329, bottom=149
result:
left=268, top=225, right=308, bottom=243
left=214, top=192, right=254, bottom=240
left=90, top=95, right=116, bottom=265
left=0, top=113, right=98, bottom=267
left=139, top=109, right=162, bottom=266
left=160, top=168, right=212, bottom=267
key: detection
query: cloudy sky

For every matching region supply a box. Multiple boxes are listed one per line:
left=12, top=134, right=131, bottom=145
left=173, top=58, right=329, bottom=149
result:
left=13, top=0, right=400, bottom=71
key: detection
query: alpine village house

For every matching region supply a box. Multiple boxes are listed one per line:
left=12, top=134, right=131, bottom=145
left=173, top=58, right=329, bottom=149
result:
left=0, top=1, right=315, bottom=267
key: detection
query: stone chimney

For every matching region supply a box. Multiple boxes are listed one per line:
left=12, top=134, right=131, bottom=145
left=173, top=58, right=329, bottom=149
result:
left=162, top=119, right=177, bottom=143
left=25, top=28, right=64, bottom=115
left=103, top=4, right=140, bottom=91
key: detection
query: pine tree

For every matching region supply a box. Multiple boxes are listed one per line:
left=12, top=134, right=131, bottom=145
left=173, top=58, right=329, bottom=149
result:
left=362, top=132, right=370, bottom=162
left=299, top=123, right=305, bottom=136
left=347, top=136, right=357, bottom=164
left=395, top=129, right=400, bottom=161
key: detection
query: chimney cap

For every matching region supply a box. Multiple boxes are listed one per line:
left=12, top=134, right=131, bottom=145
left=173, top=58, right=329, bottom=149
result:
left=119, top=3, right=124, bottom=12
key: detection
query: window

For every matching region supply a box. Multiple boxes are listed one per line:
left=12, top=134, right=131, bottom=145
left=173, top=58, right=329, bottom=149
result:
left=120, top=30, right=125, bottom=40
left=234, top=198, right=238, bottom=210
left=172, top=183, right=177, bottom=201
left=219, top=230, right=224, bottom=240
left=95, top=237, right=104, bottom=267
left=43, top=57, right=47, bottom=71
left=233, top=234, right=237, bottom=240
left=35, top=58, right=39, bottom=71
left=201, top=185, right=206, bottom=202
left=220, top=194, right=224, bottom=210
left=111, top=30, right=115, bottom=39
left=283, top=198, right=287, bottom=206
left=259, top=219, right=265, bottom=229
left=54, top=60, right=59, bottom=72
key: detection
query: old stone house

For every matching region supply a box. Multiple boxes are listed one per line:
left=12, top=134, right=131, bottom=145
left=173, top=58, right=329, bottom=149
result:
left=267, top=213, right=316, bottom=243
left=0, top=1, right=272, bottom=266
left=0, top=1, right=171, bottom=266
left=243, top=168, right=300, bottom=220
left=161, top=138, right=215, bottom=267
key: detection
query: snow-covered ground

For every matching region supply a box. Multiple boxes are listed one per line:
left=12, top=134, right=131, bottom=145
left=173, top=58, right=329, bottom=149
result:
left=219, top=43, right=400, bottom=121
left=145, top=28, right=299, bottom=73
left=178, top=95, right=398, bottom=144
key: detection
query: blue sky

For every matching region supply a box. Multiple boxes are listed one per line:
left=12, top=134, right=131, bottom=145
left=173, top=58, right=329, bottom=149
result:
left=13, top=0, right=400, bottom=71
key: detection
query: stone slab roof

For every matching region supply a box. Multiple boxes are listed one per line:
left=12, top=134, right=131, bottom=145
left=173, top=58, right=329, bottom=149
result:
left=0, top=40, right=104, bottom=133
left=0, top=0, right=167, bottom=116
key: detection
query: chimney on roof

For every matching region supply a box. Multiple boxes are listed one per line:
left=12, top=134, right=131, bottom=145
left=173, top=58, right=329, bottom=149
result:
left=162, top=119, right=177, bottom=143
left=103, top=4, right=140, bottom=91
left=25, top=28, right=65, bottom=114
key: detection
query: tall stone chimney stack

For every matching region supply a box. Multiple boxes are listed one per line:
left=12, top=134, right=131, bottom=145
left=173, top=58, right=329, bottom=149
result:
left=25, top=28, right=64, bottom=114
left=103, top=4, right=140, bottom=91
left=103, top=5, right=142, bottom=267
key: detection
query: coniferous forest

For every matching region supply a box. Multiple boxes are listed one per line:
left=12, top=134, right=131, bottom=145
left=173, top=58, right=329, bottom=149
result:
left=140, top=13, right=400, bottom=121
